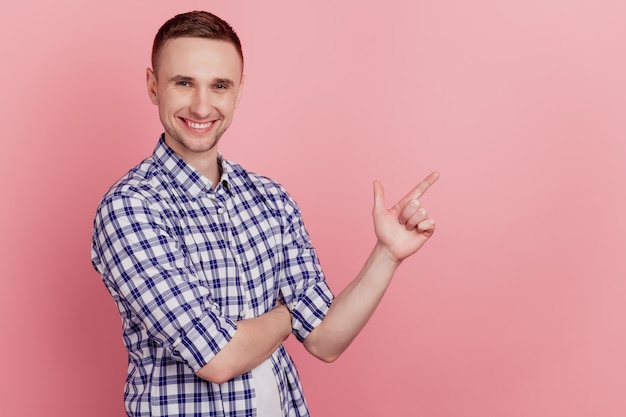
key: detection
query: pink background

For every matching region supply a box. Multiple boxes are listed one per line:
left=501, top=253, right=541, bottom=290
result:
left=1, top=0, right=625, bottom=416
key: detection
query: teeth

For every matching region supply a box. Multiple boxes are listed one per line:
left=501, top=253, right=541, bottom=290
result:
left=186, top=120, right=212, bottom=129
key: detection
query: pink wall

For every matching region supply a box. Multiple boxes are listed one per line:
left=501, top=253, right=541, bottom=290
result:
left=1, top=1, right=625, bottom=416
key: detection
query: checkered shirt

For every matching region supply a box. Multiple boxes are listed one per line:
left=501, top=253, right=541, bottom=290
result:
left=91, top=137, right=334, bottom=417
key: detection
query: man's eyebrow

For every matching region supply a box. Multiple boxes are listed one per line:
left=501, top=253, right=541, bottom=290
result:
left=168, top=75, right=194, bottom=83
left=213, top=78, right=235, bottom=87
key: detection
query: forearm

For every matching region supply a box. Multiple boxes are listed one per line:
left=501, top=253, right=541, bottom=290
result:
left=303, top=242, right=401, bottom=362
left=195, top=304, right=291, bottom=384
left=303, top=174, right=438, bottom=362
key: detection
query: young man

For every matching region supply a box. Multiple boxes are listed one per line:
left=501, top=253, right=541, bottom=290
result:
left=91, top=10, right=438, bottom=417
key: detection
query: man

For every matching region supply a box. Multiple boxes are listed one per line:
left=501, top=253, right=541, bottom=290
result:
left=91, top=10, right=438, bottom=417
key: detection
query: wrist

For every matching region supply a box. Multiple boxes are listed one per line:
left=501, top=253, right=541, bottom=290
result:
left=373, top=241, right=403, bottom=269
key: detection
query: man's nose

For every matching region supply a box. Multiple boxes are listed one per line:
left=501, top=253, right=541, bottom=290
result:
left=189, top=88, right=213, bottom=118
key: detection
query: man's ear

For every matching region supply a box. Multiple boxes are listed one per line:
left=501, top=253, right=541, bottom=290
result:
left=146, top=68, right=159, bottom=105
left=235, top=74, right=245, bottom=109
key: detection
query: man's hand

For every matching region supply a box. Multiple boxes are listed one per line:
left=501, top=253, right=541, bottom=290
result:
left=373, top=172, right=439, bottom=263
left=273, top=299, right=292, bottom=343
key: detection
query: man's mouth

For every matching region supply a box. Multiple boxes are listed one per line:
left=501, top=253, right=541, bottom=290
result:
left=183, top=118, right=214, bottom=130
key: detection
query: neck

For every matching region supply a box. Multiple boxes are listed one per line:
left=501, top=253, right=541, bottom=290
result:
left=162, top=135, right=221, bottom=187
left=195, top=157, right=221, bottom=187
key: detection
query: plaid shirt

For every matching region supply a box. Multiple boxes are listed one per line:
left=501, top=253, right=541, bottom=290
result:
left=91, top=137, right=334, bottom=417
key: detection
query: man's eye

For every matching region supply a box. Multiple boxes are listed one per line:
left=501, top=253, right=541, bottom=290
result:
left=177, top=81, right=191, bottom=87
left=214, top=84, right=227, bottom=89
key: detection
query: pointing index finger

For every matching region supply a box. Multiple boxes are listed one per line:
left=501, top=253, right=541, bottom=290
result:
left=398, top=171, right=440, bottom=205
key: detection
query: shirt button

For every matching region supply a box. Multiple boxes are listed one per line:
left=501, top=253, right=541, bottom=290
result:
left=217, top=208, right=224, bottom=214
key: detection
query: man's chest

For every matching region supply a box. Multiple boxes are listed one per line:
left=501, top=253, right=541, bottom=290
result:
left=166, top=193, right=285, bottom=318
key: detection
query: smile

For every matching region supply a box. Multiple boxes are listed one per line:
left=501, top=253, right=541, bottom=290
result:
left=184, top=119, right=214, bottom=130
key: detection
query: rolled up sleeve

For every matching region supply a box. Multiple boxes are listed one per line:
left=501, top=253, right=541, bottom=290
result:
left=274, top=195, right=334, bottom=342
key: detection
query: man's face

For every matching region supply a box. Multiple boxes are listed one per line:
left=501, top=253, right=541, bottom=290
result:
left=147, top=37, right=244, bottom=163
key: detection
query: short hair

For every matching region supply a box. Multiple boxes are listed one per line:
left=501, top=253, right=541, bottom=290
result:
left=151, top=10, right=244, bottom=72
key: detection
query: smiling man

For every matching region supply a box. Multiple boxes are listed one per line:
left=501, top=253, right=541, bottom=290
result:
left=91, top=10, right=438, bottom=417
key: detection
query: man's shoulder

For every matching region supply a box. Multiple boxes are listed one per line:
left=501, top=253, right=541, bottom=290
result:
left=99, top=156, right=166, bottom=205
left=226, top=160, right=290, bottom=200
left=225, top=160, right=305, bottom=219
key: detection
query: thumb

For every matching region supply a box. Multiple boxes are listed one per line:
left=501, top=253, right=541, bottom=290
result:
left=373, top=180, right=385, bottom=214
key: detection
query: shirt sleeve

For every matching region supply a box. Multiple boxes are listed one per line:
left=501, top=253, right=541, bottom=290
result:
left=91, top=192, right=237, bottom=372
left=275, top=193, right=335, bottom=342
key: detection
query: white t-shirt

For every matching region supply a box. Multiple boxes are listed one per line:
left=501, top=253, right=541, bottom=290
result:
left=251, top=358, right=282, bottom=416
left=245, top=307, right=283, bottom=416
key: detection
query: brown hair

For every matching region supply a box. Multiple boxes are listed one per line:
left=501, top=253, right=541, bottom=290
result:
left=151, top=11, right=244, bottom=72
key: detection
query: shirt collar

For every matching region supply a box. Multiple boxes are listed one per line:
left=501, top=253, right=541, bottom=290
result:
left=217, top=155, right=235, bottom=197
left=152, top=135, right=232, bottom=198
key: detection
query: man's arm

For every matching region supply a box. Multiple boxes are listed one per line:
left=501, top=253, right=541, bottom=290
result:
left=195, top=303, right=291, bottom=384
left=303, top=172, right=439, bottom=362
